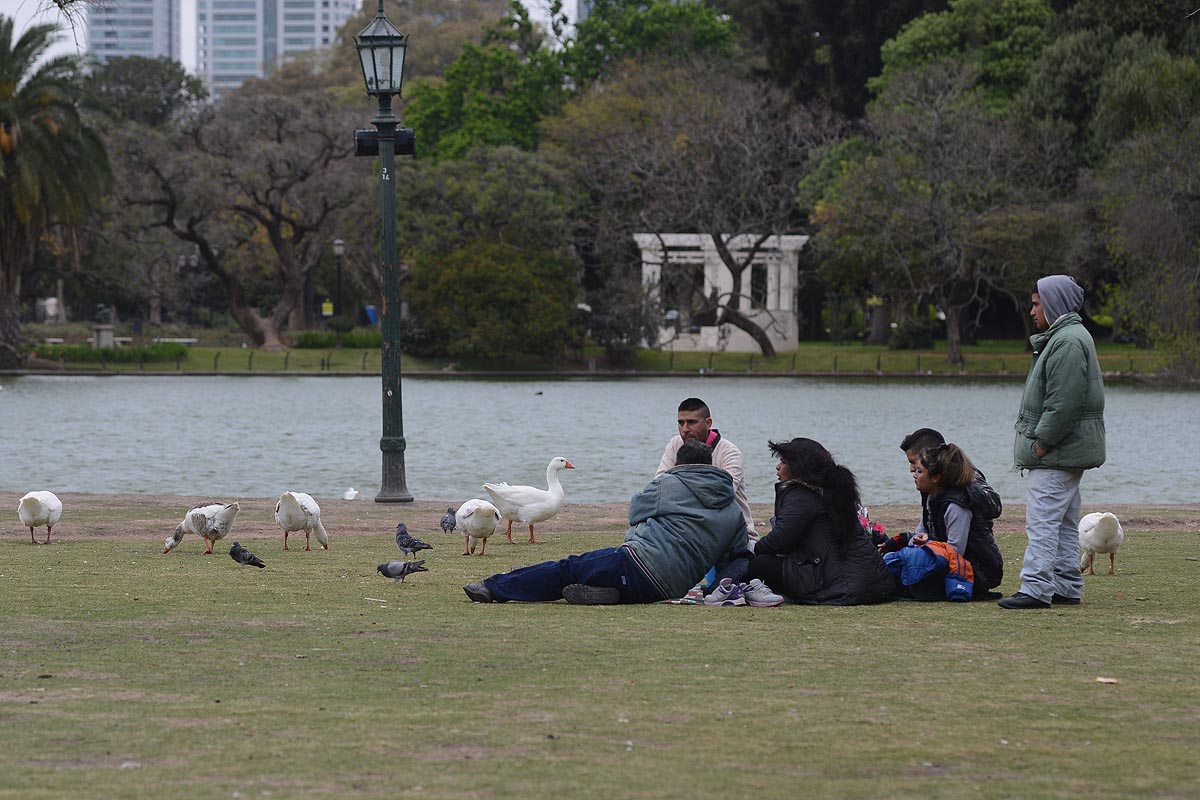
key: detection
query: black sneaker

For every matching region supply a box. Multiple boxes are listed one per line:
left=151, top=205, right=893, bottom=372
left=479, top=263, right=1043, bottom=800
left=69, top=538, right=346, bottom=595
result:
left=563, top=584, right=620, bottom=605
left=1051, top=594, right=1081, bottom=605
left=997, top=592, right=1050, bottom=609
left=463, top=582, right=495, bottom=603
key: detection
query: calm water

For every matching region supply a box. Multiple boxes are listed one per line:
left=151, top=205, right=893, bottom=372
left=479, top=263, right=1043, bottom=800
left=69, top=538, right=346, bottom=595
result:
left=1, top=375, right=1195, bottom=509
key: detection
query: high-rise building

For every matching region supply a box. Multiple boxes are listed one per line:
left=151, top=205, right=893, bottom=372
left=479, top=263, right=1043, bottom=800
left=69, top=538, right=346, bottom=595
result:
left=197, top=0, right=358, bottom=101
left=87, top=0, right=183, bottom=63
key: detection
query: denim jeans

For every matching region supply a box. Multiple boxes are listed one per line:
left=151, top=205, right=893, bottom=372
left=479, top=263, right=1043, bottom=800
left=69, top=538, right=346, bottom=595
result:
left=1019, top=467, right=1085, bottom=602
left=484, top=545, right=662, bottom=603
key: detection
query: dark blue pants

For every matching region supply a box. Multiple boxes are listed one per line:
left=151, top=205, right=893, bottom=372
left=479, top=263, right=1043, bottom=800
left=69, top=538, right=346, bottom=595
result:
left=484, top=546, right=662, bottom=603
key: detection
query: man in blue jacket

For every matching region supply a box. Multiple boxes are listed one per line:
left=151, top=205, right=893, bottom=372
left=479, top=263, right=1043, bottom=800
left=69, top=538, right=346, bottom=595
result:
left=999, top=275, right=1106, bottom=609
left=463, top=442, right=750, bottom=604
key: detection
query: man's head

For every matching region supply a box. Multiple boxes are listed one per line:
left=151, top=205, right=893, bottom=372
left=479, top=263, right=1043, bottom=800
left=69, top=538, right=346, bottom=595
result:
left=1033, top=275, right=1084, bottom=331
left=900, top=428, right=945, bottom=474
left=676, top=441, right=714, bottom=466
left=676, top=397, right=713, bottom=444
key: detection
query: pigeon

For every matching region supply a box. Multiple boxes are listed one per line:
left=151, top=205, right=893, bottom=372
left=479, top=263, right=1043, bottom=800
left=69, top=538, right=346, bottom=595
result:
left=395, top=522, right=433, bottom=557
left=229, top=541, right=266, bottom=568
left=377, top=559, right=428, bottom=583
left=440, top=507, right=457, bottom=534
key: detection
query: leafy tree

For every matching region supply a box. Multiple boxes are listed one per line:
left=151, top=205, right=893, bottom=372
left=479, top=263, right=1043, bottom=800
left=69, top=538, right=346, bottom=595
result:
left=545, top=58, right=831, bottom=357
left=563, top=0, right=739, bottom=86
left=1090, top=35, right=1200, bottom=151
left=871, top=0, right=1053, bottom=110
left=403, top=240, right=577, bottom=359
left=84, top=56, right=207, bottom=127
left=1097, top=117, right=1200, bottom=377
left=816, top=61, right=1073, bottom=363
left=402, top=2, right=566, bottom=159
left=111, top=84, right=365, bottom=348
left=715, top=0, right=947, bottom=118
left=1, top=17, right=109, bottom=367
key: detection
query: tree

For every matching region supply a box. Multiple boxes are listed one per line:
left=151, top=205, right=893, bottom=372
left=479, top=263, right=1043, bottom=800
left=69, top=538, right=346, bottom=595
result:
left=84, top=55, right=207, bottom=127
left=1097, top=117, right=1200, bottom=377
left=870, top=0, right=1053, bottom=111
left=1, top=17, right=110, bottom=367
left=404, top=240, right=577, bottom=359
left=715, top=0, right=948, bottom=118
left=112, top=85, right=365, bottom=348
left=545, top=59, right=830, bottom=357
left=815, top=61, right=1073, bottom=363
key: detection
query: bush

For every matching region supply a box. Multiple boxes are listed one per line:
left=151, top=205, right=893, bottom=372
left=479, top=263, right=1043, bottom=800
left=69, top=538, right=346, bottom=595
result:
left=33, top=343, right=190, bottom=363
left=889, top=319, right=936, bottom=350
left=292, top=331, right=337, bottom=349
left=340, top=328, right=382, bottom=348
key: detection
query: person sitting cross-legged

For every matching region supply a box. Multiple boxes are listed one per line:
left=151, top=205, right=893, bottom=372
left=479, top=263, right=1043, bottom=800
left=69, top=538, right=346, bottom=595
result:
left=463, top=441, right=749, bottom=605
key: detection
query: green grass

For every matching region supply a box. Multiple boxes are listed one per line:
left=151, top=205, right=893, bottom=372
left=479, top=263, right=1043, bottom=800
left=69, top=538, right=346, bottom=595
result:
left=2, top=517, right=1198, bottom=799
left=24, top=339, right=1167, bottom=376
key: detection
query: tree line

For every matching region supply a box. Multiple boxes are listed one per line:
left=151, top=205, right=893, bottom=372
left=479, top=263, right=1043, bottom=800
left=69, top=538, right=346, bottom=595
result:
left=2, top=0, right=1199, bottom=375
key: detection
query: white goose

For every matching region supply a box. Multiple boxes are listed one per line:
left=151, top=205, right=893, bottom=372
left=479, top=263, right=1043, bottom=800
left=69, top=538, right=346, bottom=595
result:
left=274, top=491, right=329, bottom=550
left=484, top=457, right=574, bottom=544
left=1079, top=511, right=1124, bottom=575
left=163, top=502, right=241, bottom=554
left=18, top=491, right=62, bottom=545
left=456, top=498, right=501, bottom=555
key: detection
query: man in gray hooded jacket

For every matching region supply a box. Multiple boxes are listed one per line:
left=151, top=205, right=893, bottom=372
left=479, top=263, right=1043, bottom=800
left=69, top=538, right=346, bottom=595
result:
left=463, top=442, right=749, bottom=604
left=999, top=275, right=1106, bottom=609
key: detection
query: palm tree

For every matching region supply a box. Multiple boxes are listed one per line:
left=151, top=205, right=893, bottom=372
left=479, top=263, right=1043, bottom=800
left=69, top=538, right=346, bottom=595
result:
left=1, top=16, right=110, bottom=367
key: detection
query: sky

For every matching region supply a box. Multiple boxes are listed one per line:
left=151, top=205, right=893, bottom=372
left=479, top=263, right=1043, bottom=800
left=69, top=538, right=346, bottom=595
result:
left=1, top=0, right=198, bottom=70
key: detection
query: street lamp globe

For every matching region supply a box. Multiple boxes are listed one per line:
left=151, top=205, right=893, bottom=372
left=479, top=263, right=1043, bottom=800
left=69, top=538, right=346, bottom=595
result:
left=355, top=1, right=408, bottom=98
left=332, top=238, right=345, bottom=257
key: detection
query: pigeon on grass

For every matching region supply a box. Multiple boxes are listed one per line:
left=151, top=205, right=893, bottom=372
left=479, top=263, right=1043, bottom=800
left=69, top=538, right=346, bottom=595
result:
left=395, top=523, right=433, bottom=557
left=377, top=560, right=428, bottom=583
left=440, top=507, right=457, bottom=534
left=229, top=541, right=266, bottom=568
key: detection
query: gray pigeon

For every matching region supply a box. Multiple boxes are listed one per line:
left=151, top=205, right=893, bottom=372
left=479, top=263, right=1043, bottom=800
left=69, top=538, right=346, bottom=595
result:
left=377, top=559, right=428, bottom=583
left=395, top=522, right=432, bottom=557
left=229, top=541, right=266, bottom=568
left=440, top=507, right=457, bottom=534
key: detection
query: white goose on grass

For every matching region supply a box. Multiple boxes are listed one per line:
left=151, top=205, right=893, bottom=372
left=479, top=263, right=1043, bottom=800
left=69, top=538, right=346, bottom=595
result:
left=18, top=491, right=62, bottom=545
left=274, top=491, right=330, bottom=550
left=484, top=457, right=574, bottom=544
left=1079, top=511, right=1124, bottom=575
left=163, top=502, right=241, bottom=554
left=456, top=498, right=501, bottom=555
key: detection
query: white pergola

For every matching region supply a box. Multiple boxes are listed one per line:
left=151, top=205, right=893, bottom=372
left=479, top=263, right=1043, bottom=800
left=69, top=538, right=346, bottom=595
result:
left=634, top=233, right=809, bottom=353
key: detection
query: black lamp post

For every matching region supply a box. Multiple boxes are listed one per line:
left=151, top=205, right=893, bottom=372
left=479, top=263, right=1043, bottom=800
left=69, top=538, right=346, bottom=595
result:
left=356, top=0, right=413, bottom=502
left=332, top=238, right=345, bottom=317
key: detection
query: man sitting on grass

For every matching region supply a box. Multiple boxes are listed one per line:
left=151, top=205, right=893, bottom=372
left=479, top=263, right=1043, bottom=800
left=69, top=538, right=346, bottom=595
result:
left=463, top=441, right=750, bottom=605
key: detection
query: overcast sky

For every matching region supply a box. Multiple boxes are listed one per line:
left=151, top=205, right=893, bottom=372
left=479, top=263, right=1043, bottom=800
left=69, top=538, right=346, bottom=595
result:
left=1, top=0, right=198, bottom=69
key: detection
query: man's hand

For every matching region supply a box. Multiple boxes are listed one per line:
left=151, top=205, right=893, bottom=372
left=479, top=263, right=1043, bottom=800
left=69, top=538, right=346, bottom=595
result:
left=1033, top=443, right=1048, bottom=458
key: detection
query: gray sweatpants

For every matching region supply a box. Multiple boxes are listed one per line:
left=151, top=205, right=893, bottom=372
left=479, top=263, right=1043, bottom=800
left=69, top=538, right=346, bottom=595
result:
left=1019, top=467, right=1085, bottom=602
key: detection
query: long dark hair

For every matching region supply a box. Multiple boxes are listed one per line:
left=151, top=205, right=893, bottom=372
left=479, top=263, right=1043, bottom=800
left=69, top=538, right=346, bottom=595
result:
left=769, top=437, right=862, bottom=547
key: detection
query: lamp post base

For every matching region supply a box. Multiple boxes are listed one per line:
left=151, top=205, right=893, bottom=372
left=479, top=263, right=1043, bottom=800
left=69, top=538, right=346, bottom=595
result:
left=375, top=438, right=414, bottom=502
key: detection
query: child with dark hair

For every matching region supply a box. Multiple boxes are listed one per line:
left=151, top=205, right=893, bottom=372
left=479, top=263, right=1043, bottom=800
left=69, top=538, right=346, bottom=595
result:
left=907, top=443, right=1005, bottom=599
left=747, top=438, right=895, bottom=605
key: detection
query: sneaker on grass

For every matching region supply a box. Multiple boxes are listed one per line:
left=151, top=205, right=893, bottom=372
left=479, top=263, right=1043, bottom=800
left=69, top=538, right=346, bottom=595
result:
left=741, top=579, right=785, bottom=607
left=563, top=584, right=621, bottom=605
left=704, top=577, right=747, bottom=607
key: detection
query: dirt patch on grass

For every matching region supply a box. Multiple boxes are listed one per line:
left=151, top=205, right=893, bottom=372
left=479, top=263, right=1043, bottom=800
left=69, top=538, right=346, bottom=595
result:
left=2, top=491, right=1196, bottom=541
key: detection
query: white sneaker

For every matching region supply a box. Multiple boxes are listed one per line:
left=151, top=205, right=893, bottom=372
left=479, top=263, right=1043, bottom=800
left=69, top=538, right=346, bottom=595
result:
left=704, top=577, right=747, bottom=606
left=741, top=578, right=785, bottom=607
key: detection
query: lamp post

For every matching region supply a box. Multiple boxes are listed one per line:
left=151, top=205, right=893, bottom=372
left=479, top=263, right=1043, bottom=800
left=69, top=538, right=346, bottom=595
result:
left=356, top=0, right=413, bottom=502
left=332, top=238, right=345, bottom=317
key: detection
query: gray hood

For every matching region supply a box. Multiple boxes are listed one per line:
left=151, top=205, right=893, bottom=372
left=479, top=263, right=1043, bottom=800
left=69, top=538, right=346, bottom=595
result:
left=1037, top=275, right=1084, bottom=326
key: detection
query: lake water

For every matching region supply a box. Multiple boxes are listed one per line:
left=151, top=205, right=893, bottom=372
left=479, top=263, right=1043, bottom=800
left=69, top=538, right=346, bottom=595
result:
left=1, top=375, right=1195, bottom=510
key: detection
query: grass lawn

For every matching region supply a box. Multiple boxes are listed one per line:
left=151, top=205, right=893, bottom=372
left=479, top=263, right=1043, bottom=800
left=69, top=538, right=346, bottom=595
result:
left=24, top=339, right=1166, bottom=377
left=2, top=496, right=1198, bottom=799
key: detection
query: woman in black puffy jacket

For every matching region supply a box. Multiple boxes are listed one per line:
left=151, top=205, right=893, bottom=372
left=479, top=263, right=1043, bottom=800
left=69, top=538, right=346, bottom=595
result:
left=748, top=438, right=896, bottom=605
